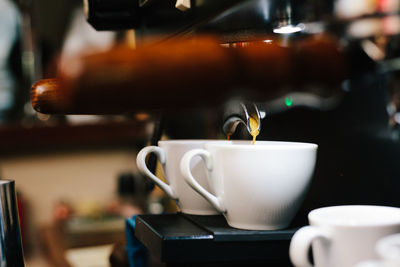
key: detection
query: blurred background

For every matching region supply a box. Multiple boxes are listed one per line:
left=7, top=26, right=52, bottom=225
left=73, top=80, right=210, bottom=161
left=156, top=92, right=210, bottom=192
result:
left=3, top=0, right=400, bottom=266
left=0, top=0, right=177, bottom=266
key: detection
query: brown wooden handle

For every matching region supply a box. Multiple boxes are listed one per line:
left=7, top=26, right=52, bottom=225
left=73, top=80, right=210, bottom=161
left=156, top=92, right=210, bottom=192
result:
left=31, top=36, right=347, bottom=115
left=31, top=78, right=70, bottom=114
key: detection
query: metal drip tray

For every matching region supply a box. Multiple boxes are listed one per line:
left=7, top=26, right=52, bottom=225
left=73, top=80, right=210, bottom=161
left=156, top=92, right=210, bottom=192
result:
left=134, top=213, right=298, bottom=266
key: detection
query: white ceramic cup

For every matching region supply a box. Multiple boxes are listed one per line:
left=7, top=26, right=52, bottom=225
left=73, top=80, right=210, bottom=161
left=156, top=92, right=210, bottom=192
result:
left=289, top=205, right=400, bottom=267
left=355, top=233, right=400, bottom=267
left=354, top=260, right=392, bottom=267
left=376, top=233, right=400, bottom=266
left=137, top=140, right=229, bottom=215
left=180, top=140, right=318, bottom=230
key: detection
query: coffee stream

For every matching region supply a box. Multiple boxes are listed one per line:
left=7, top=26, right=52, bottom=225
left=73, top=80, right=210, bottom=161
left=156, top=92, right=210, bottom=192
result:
left=225, top=114, right=260, bottom=144
left=249, top=116, right=259, bottom=144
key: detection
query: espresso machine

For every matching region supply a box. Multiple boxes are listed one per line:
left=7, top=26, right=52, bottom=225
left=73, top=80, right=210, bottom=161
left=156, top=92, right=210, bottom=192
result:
left=30, top=0, right=400, bottom=266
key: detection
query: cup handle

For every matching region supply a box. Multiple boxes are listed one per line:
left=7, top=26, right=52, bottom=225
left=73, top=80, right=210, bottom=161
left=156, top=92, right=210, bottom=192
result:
left=136, top=146, right=178, bottom=200
left=289, top=226, right=331, bottom=267
left=180, top=149, right=226, bottom=213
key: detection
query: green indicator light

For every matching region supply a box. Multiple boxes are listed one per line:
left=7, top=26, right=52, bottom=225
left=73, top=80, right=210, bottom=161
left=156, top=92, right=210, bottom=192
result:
left=285, top=97, right=293, bottom=107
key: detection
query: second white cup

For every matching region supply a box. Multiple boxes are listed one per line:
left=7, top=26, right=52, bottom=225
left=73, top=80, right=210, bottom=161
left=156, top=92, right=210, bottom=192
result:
left=137, top=140, right=228, bottom=215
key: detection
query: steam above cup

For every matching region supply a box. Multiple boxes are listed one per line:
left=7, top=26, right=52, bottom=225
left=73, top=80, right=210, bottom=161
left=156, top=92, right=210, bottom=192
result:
left=180, top=140, right=318, bottom=230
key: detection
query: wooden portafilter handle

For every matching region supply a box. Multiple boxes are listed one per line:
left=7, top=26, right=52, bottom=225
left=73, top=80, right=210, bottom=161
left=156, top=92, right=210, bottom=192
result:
left=31, top=36, right=347, bottom=115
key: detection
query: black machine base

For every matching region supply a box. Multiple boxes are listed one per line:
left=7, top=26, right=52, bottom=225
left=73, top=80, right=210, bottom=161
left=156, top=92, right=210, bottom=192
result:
left=134, top=213, right=298, bottom=267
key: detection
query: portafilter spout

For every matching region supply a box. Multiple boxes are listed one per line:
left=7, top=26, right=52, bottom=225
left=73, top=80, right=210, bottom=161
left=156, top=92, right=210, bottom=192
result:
left=222, top=101, right=263, bottom=138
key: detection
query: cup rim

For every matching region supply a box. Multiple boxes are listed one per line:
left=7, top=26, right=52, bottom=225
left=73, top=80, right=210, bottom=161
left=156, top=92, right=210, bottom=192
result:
left=204, top=140, right=318, bottom=150
left=157, top=139, right=230, bottom=146
left=158, top=139, right=229, bottom=145
left=308, top=205, right=400, bottom=227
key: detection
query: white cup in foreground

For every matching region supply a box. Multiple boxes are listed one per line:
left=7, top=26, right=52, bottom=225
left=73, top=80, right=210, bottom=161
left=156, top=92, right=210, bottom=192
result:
left=354, top=260, right=392, bottom=267
left=137, top=140, right=228, bottom=215
left=356, top=233, right=400, bottom=267
left=376, top=233, right=400, bottom=266
left=289, top=205, right=400, bottom=267
left=180, top=140, right=318, bottom=230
